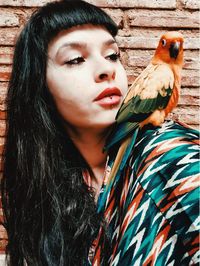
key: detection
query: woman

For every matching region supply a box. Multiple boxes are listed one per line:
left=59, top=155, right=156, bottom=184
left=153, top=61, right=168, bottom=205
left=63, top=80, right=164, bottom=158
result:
left=1, top=0, right=199, bottom=265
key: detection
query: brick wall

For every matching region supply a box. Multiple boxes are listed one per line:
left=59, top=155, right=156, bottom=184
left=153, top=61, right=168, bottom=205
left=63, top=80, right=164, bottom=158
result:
left=0, top=0, right=199, bottom=254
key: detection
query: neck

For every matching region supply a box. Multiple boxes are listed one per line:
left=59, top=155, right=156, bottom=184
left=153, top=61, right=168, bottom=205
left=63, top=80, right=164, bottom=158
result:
left=65, top=125, right=111, bottom=185
left=71, top=130, right=107, bottom=168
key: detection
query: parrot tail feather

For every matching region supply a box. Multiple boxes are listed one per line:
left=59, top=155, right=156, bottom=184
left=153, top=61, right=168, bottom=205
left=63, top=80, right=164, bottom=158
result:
left=107, top=127, right=139, bottom=187
left=104, top=122, right=138, bottom=152
left=120, top=127, right=139, bottom=171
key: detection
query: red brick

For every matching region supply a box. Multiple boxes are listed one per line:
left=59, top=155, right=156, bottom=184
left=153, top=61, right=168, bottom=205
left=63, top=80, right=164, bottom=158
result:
left=0, top=47, right=14, bottom=65
left=0, top=82, right=7, bottom=111
left=168, top=105, right=199, bottom=125
left=126, top=69, right=200, bottom=88
left=127, top=55, right=151, bottom=67
left=181, top=0, right=200, bottom=10
left=179, top=88, right=200, bottom=106
left=103, top=8, right=124, bottom=27
left=0, top=28, right=20, bottom=46
left=117, top=36, right=200, bottom=50
left=128, top=14, right=199, bottom=29
left=0, top=0, right=53, bottom=7
left=0, top=112, right=6, bottom=120
left=0, top=100, right=6, bottom=112
left=125, top=66, right=199, bottom=91
left=0, top=10, right=19, bottom=27
left=0, top=82, right=8, bottom=111
left=88, top=0, right=176, bottom=9
left=0, top=157, right=3, bottom=172
left=185, top=37, right=200, bottom=50
left=181, top=87, right=199, bottom=96
left=117, top=36, right=157, bottom=49
left=0, top=66, right=11, bottom=82
left=0, top=83, right=8, bottom=91
left=183, top=57, right=200, bottom=70
left=0, top=137, right=5, bottom=155
left=127, top=54, right=200, bottom=70
left=181, top=69, right=200, bottom=87
left=0, top=225, right=7, bottom=240
left=0, top=239, right=7, bottom=252
left=0, top=83, right=8, bottom=111
left=0, top=120, right=6, bottom=137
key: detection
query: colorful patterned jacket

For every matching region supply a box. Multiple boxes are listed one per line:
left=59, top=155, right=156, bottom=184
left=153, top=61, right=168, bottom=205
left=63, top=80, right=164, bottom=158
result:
left=90, top=120, right=199, bottom=266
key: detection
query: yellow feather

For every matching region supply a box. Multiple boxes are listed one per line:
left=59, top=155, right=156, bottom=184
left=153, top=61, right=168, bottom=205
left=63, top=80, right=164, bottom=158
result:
left=107, top=136, right=132, bottom=186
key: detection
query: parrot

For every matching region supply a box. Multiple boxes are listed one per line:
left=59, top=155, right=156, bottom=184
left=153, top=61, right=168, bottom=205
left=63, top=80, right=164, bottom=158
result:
left=104, top=31, right=184, bottom=185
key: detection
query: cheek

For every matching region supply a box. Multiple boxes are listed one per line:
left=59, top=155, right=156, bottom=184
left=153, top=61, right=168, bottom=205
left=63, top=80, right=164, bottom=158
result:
left=47, top=73, right=78, bottom=106
left=47, top=76, right=90, bottom=116
left=47, top=66, right=91, bottom=99
left=47, top=74, right=71, bottom=98
left=51, top=95, right=91, bottom=127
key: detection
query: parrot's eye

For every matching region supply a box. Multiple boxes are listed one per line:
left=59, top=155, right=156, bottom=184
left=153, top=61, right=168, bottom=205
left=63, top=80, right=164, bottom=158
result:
left=161, top=39, right=167, bottom=46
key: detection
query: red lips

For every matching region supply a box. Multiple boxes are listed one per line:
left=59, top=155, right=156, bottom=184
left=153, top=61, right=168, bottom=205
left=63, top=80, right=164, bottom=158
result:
left=94, top=87, right=122, bottom=101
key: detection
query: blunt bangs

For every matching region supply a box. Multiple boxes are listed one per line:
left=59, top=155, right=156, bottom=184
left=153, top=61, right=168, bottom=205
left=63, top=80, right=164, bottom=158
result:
left=32, top=0, right=118, bottom=44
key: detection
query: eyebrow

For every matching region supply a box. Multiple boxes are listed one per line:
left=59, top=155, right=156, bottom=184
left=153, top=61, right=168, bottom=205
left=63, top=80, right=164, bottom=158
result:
left=56, top=39, right=117, bottom=57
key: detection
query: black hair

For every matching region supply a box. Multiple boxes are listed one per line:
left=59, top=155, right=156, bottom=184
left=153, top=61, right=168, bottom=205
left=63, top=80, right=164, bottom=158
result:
left=1, top=0, right=118, bottom=265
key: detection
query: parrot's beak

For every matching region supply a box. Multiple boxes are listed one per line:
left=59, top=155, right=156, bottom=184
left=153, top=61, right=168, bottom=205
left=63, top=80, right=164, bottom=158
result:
left=169, top=41, right=180, bottom=59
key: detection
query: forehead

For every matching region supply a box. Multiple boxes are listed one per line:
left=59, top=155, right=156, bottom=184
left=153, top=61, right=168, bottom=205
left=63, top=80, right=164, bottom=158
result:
left=161, top=31, right=183, bottom=40
left=48, top=24, right=116, bottom=55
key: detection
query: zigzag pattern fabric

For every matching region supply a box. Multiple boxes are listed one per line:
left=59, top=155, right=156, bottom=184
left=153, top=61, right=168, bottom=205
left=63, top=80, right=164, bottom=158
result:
left=89, top=120, right=199, bottom=266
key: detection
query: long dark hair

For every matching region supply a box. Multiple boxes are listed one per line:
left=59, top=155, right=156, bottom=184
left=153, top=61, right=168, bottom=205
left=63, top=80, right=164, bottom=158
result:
left=1, top=0, right=118, bottom=265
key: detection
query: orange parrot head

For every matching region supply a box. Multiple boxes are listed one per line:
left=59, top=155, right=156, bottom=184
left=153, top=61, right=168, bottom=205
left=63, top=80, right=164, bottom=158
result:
left=153, top=31, right=184, bottom=66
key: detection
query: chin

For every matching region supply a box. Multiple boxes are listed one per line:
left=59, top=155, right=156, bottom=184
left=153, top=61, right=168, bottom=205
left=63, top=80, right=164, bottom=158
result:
left=94, top=112, right=117, bottom=128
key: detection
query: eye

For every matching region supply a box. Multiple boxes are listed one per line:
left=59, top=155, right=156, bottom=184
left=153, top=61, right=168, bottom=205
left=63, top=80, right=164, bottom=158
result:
left=106, top=52, right=120, bottom=62
left=161, top=39, right=167, bottom=46
left=64, top=56, right=85, bottom=66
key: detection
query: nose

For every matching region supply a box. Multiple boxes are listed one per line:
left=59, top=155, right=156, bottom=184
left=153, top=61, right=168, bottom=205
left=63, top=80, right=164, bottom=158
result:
left=95, top=59, right=116, bottom=83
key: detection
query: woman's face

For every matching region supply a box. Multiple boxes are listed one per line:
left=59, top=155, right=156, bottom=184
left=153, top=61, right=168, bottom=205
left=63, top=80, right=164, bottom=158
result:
left=46, top=25, right=128, bottom=131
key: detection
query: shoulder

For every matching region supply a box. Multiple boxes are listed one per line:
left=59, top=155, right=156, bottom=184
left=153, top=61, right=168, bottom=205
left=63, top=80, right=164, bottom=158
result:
left=129, top=120, right=199, bottom=262
left=132, top=120, right=199, bottom=167
left=138, top=119, right=199, bottom=147
left=130, top=119, right=199, bottom=189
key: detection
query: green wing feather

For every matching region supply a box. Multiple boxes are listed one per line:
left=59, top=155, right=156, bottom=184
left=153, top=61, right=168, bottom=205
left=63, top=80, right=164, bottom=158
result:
left=104, top=64, right=174, bottom=151
left=116, top=64, right=174, bottom=123
left=104, top=121, right=138, bottom=151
